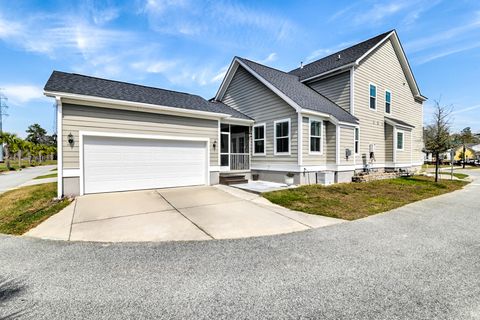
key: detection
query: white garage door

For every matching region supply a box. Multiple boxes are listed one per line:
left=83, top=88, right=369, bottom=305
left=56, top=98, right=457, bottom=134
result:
left=83, top=135, right=207, bottom=194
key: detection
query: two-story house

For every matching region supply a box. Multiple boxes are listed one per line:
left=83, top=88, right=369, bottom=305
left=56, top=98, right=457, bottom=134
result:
left=45, top=30, right=426, bottom=197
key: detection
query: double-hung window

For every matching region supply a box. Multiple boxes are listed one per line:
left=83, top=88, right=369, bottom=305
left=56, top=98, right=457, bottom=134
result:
left=253, top=124, right=265, bottom=155
left=385, top=90, right=391, bottom=114
left=274, top=119, right=290, bottom=154
left=354, top=128, right=360, bottom=154
left=369, top=84, right=377, bottom=110
left=309, top=119, right=322, bottom=153
left=396, top=131, right=404, bottom=150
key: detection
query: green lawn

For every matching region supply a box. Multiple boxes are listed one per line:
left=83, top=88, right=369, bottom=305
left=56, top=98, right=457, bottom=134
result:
left=33, top=173, right=58, bottom=180
left=0, top=160, right=57, bottom=173
left=0, top=183, right=71, bottom=235
left=438, top=172, right=469, bottom=179
left=263, top=176, right=468, bottom=221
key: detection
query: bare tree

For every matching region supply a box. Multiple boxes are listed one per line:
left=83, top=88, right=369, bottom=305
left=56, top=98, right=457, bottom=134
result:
left=424, top=100, right=452, bottom=182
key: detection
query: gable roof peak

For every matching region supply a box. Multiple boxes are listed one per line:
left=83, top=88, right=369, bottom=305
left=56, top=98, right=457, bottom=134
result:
left=289, top=30, right=395, bottom=81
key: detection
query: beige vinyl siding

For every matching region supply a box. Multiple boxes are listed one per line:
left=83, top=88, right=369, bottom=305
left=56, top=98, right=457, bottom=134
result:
left=302, top=116, right=327, bottom=165
left=354, top=39, right=423, bottom=166
left=308, top=71, right=351, bottom=113
left=62, top=103, right=218, bottom=168
left=385, top=124, right=394, bottom=163
left=395, top=129, right=412, bottom=163
left=339, top=126, right=354, bottom=165
left=222, top=66, right=298, bottom=164
left=325, top=122, right=337, bottom=163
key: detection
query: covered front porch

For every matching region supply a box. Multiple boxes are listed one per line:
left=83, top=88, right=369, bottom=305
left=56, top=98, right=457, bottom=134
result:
left=220, top=123, right=251, bottom=172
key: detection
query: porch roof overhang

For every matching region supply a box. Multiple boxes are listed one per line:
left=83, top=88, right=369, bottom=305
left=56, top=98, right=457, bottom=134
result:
left=385, top=117, right=415, bottom=130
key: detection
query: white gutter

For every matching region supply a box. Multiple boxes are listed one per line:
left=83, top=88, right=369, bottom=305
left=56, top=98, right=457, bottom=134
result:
left=44, top=91, right=239, bottom=121
left=300, top=62, right=356, bottom=83
left=56, top=97, right=63, bottom=199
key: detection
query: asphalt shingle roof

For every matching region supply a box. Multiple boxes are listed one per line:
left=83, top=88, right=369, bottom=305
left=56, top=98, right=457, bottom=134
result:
left=237, top=57, right=358, bottom=124
left=385, top=116, right=415, bottom=128
left=44, top=71, right=252, bottom=120
left=289, top=30, right=393, bottom=81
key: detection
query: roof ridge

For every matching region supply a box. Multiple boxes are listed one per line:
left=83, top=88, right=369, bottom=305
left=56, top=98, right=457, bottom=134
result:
left=237, top=57, right=299, bottom=79
left=290, top=29, right=394, bottom=72
left=51, top=70, right=204, bottom=99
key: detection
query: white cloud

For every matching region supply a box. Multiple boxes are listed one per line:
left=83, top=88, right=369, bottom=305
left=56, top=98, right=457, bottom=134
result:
left=415, top=41, right=480, bottom=64
left=259, top=53, right=277, bottom=64
left=0, top=85, right=46, bottom=106
left=451, top=105, right=480, bottom=115
left=131, top=59, right=178, bottom=73
left=211, top=65, right=229, bottom=83
left=405, top=17, right=480, bottom=54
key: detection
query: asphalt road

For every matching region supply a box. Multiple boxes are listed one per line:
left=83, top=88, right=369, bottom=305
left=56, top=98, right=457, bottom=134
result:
left=1, top=170, right=479, bottom=319
left=0, top=165, right=57, bottom=193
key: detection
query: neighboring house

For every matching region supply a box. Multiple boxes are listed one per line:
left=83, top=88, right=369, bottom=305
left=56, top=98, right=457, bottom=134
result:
left=440, top=144, right=478, bottom=163
left=45, top=29, right=426, bottom=197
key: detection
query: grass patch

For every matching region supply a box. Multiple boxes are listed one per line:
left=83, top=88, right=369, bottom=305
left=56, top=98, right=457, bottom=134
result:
left=0, top=160, right=57, bottom=173
left=438, top=172, right=469, bottom=179
left=263, top=176, right=468, bottom=221
left=33, top=173, right=57, bottom=180
left=0, top=183, right=71, bottom=235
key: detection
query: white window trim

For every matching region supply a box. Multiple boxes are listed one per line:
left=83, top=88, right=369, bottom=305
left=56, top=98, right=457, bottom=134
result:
left=369, top=82, right=377, bottom=111
left=274, top=118, right=291, bottom=156
left=354, top=127, right=360, bottom=155
left=252, top=123, right=266, bottom=156
left=396, top=130, right=405, bottom=151
left=385, top=89, right=392, bottom=114
left=308, top=118, right=323, bottom=155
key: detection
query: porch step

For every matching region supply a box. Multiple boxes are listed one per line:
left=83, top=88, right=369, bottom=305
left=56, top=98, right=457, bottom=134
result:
left=219, top=175, right=248, bottom=185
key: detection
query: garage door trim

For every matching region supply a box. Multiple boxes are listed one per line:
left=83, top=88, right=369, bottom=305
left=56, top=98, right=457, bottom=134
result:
left=79, top=131, right=210, bottom=195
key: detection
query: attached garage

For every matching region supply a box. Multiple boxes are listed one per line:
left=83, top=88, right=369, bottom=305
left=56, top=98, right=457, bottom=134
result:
left=82, top=134, right=208, bottom=194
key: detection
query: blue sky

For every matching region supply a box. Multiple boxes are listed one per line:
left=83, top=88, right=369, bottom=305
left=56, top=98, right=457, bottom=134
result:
left=0, top=0, right=479, bottom=137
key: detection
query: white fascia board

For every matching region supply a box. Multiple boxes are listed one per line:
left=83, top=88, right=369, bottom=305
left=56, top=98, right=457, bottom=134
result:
left=214, top=58, right=239, bottom=101
left=300, top=62, right=356, bottom=83
left=301, top=109, right=358, bottom=127
left=385, top=118, right=413, bottom=131
left=44, top=91, right=233, bottom=121
left=220, top=118, right=254, bottom=125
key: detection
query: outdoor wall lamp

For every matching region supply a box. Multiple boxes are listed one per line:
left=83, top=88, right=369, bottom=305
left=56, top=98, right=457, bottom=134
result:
left=212, top=140, right=217, bottom=151
left=68, top=133, right=74, bottom=146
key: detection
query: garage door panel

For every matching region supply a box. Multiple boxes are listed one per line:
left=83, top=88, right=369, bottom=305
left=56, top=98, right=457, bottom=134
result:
left=83, top=136, right=207, bottom=194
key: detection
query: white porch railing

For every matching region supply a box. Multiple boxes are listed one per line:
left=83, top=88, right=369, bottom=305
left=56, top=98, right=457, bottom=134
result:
left=230, top=153, right=250, bottom=170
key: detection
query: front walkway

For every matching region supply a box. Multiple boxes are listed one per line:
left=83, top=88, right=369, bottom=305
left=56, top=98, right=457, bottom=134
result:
left=25, top=185, right=343, bottom=242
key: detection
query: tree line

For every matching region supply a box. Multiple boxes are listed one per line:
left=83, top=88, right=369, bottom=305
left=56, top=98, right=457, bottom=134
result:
left=424, top=101, right=479, bottom=181
left=0, top=123, right=56, bottom=170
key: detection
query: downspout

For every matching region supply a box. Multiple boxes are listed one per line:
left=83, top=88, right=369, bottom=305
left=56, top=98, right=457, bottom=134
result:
left=297, top=112, right=303, bottom=167
left=56, top=97, right=63, bottom=199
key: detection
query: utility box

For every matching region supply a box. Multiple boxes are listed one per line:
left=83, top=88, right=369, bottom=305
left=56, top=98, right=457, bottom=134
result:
left=317, top=171, right=335, bottom=186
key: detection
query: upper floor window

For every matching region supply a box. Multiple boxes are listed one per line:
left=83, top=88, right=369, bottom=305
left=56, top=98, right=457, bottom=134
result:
left=369, top=84, right=377, bottom=110
left=274, top=119, right=290, bottom=154
left=396, top=131, right=404, bottom=150
left=309, top=119, right=323, bottom=153
left=354, top=128, right=360, bottom=154
left=253, top=123, right=265, bottom=155
left=385, top=90, right=391, bottom=114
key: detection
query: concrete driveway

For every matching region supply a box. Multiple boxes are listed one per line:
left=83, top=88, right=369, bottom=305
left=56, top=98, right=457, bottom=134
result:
left=26, top=185, right=342, bottom=242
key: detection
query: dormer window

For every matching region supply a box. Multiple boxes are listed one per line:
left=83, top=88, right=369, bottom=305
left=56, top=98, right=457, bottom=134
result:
left=369, top=84, right=377, bottom=110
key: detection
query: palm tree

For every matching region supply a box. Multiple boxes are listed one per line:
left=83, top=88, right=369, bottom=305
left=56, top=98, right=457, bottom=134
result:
left=0, top=132, right=18, bottom=170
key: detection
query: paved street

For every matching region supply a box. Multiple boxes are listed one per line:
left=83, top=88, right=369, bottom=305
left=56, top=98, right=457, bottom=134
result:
left=1, top=170, right=479, bottom=319
left=0, top=165, right=57, bottom=193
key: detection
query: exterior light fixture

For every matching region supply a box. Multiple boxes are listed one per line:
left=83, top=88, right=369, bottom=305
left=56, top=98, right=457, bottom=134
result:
left=213, top=140, right=217, bottom=151
left=68, top=133, right=74, bottom=146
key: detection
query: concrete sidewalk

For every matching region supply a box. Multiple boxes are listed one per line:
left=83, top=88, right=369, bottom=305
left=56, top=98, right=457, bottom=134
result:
left=25, top=185, right=344, bottom=242
left=0, top=165, right=57, bottom=194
